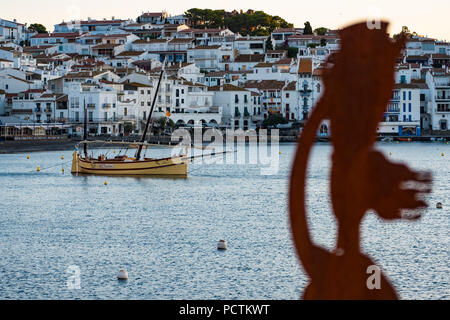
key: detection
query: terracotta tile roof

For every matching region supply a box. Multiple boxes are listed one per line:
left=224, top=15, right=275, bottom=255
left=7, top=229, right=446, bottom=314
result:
left=192, top=45, right=221, bottom=50
left=205, top=71, right=227, bottom=77
left=116, top=51, right=145, bottom=56
left=394, top=83, right=424, bottom=89
left=168, top=38, right=194, bottom=44
left=272, top=28, right=304, bottom=33
left=133, top=39, right=167, bottom=44
left=234, top=54, right=265, bottom=63
left=284, top=81, right=297, bottom=90
left=298, top=58, right=313, bottom=74
left=273, top=58, right=292, bottom=65
left=140, top=12, right=165, bottom=17
left=254, top=63, right=273, bottom=68
left=30, top=32, right=81, bottom=39
left=243, top=80, right=285, bottom=90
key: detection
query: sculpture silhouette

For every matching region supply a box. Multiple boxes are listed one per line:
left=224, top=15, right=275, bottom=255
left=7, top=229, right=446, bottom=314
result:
left=289, top=22, right=432, bottom=299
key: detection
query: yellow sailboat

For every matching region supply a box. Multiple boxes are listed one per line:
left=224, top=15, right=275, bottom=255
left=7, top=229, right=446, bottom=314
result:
left=71, top=63, right=189, bottom=177
left=70, top=142, right=188, bottom=176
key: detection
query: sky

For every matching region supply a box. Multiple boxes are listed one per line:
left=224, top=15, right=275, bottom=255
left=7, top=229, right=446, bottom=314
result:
left=2, top=0, right=450, bottom=41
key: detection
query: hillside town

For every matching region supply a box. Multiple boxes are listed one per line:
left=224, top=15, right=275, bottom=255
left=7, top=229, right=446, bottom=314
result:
left=0, top=11, right=449, bottom=140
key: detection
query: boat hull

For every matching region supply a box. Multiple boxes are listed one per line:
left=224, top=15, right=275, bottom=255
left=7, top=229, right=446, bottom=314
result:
left=71, top=151, right=188, bottom=176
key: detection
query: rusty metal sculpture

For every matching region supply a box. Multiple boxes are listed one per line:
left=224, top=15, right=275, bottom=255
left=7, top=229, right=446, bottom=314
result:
left=289, top=22, right=432, bottom=299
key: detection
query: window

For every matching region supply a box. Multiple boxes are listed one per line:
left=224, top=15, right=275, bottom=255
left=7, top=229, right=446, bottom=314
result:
left=176, top=89, right=179, bottom=97
left=408, top=115, right=411, bottom=121
left=124, top=108, right=127, bottom=116
left=89, top=112, right=93, bottom=122
left=408, top=103, right=411, bottom=112
left=403, top=103, right=406, bottom=112
left=104, top=112, right=107, bottom=121
left=147, top=90, right=151, bottom=95
left=286, top=93, right=290, bottom=98
left=143, top=111, right=146, bottom=120
left=141, top=102, right=144, bottom=106
left=408, top=91, right=412, bottom=100
left=403, top=91, right=406, bottom=100
left=140, top=90, right=144, bottom=94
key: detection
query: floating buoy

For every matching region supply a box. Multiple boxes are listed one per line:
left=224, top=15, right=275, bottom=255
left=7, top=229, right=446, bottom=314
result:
left=26, top=155, right=30, bottom=159
left=436, top=202, right=443, bottom=209
left=442, top=153, right=445, bottom=157
left=217, top=239, right=227, bottom=250
left=61, top=155, right=64, bottom=160
left=104, top=180, right=108, bottom=185
left=117, top=269, right=128, bottom=280
left=36, top=166, right=40, bottom=172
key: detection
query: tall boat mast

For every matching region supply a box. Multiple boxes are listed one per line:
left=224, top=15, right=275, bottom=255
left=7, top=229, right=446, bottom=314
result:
left=135, top=62, right=165, bottom=161
left=83, top=98, right=88, bottom=158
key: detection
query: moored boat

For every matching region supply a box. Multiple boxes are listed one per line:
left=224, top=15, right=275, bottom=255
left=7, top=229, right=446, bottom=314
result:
left=71, top=62, right=189, bottom=177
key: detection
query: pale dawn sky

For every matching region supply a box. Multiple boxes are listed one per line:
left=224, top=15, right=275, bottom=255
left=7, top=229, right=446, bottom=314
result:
left=2, top=0, right=450, bottom=41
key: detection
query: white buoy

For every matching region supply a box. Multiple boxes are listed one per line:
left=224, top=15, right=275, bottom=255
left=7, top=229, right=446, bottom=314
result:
left=436, top=202, right=443, bottom=209
left=117, top=269, right=128, bottom=280
left=217, top=239, right=227, bottom=250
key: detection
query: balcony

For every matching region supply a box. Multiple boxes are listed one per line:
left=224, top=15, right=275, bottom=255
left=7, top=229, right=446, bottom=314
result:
left=386, top=107, right=400, bottom=113
left=35, top=107, right=42, bottom=113
left=44, top=108, right=52, bottom=113
left=87, top=103, right=96, bottom=108
left=436, top=106, right=450, bottom=113
left=102, top=103, right=112, bottom=109
left=435, top=95, right=450, bottom=101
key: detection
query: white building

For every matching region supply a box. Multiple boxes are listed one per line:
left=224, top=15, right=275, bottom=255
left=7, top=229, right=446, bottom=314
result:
left=378, top=84, right=422, bottom=136
left=208, top=84, right=258, bottom=130
left=66, top=82, right=119, bottom=135
left=427, top=68, right=450, bottom=131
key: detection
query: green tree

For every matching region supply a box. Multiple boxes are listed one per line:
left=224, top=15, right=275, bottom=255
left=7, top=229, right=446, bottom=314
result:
left=266, top=36, right=273, bottom=50
left=123, top=122, right=134, bottom=135
left=314, top=27, right=327, bottom=35
left=185, top=8, right=293, bottom=36
left=303, top=21, right=313, bottom=35
left=28, top=23, right=47, bottom=34
left=262, top=113, right=288, bottom=128
left=287, top=47, right=298, bottom=58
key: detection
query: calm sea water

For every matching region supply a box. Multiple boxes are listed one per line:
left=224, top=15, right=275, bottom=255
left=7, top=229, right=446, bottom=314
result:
left=0, top=142, right=448, bottom=300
